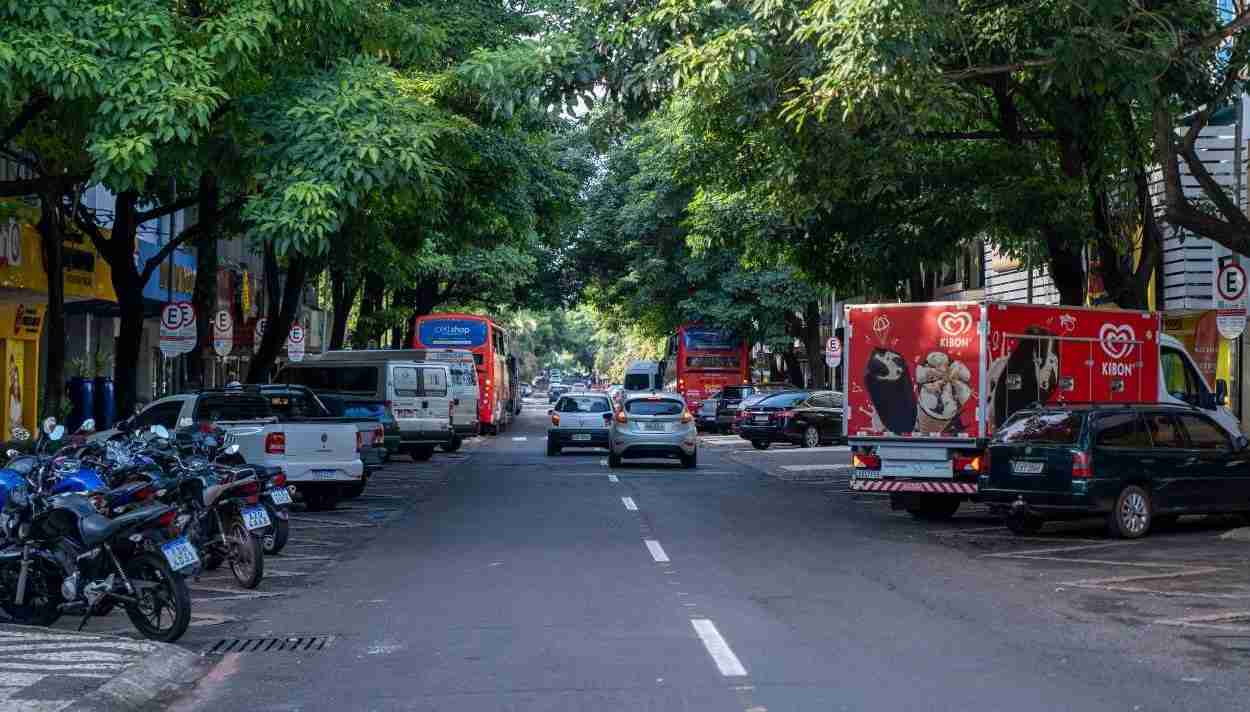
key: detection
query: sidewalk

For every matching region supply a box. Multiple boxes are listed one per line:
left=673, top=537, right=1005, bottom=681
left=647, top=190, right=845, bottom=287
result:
left=0, top=624, right=204, bottom=712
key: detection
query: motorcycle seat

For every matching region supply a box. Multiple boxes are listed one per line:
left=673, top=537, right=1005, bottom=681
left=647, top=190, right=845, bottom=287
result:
left=79, top=505, right=172, bottom=548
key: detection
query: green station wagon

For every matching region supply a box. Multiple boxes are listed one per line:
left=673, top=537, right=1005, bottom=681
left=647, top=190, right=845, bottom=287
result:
left=979, top=404, right=1250, bottom=538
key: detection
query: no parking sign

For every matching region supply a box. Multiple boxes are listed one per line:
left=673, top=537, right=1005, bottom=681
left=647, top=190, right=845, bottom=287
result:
left=1215, top=257, right=1248, bottom=339
left=286, top=324, right=306, bottom=362
left=825, top=336, right=842, bottom=369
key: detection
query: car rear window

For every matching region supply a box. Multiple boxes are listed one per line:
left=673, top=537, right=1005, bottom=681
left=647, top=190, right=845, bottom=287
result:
left=626, top=399, right=685, bottom=416
left=557, top=396, right=612, bottom=413
left=279, top=365, right=379, bottom=393
left=995, top=411, right=1085, bottom=444
left=757, top=392, right=810, bottom=408
left=1094, top=413, right=1150, bottom=448
left=193, top=396, right=273, bottom=422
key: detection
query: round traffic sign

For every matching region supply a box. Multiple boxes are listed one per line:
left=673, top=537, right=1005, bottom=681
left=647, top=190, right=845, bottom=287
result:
left=289, top=325, right=305, bottom=344
left=1218, top=262, right=1247, bottom=302
left=214, top=310, right=232, bottom=334
left=161, top=304, right=181, bottom=330
left=177, top=302, right=195, bottom=328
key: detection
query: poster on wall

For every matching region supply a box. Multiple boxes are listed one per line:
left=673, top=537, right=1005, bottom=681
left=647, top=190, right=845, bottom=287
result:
left=213, top=310, right=233, bottom=358
left=7, top=349, right=22, bottom=436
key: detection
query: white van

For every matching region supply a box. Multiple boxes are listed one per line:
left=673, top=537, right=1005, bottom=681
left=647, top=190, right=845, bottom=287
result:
left=276, top=358, right=456, bottom=459
left=623, top=361, right=663, bottom=392
left=316, top=348, right=479, bottom=441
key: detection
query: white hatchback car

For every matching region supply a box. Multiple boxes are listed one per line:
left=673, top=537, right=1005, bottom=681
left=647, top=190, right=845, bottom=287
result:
left=547, top=392, right=615, bottom=455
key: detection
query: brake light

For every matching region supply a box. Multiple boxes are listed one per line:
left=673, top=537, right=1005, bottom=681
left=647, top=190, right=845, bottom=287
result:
left=235, top=480, right=260, bottom=497
left=372, top=425, right=384, bottom=446
left=1071, top=450, right=1092, bottom=478
left=158, top=509, right=176, bottom=528
left=680, top=410, right=693, bottom=424
left=852, top=453, right=881, bottom=470
left=953, top=454, right=988, bottom=475
left=551, top=412, right=560, bottom=426
left=265, top=432, right=286, bottom=455
left=272, top=472, right=286, bottom=488
left=615, top=410, right=628, bottom=424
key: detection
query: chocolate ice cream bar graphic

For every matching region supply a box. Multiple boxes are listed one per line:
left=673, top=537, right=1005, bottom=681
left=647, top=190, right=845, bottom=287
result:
left=865, top=348, right=916, bottom=433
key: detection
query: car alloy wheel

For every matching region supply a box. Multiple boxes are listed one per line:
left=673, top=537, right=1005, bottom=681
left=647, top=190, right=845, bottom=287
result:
left=1119, top=490, right=1149, bottom=536
left=803, top=425, right=819, bottom=448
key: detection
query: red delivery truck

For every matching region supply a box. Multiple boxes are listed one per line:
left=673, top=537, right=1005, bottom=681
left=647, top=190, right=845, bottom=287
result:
left=844, top=302, right=1239, bottom=518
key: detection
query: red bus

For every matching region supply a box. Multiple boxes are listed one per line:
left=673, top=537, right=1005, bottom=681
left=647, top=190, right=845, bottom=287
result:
left=412, top=313, right=514, bottom=434
left=664, top=324, right=750, bottom=410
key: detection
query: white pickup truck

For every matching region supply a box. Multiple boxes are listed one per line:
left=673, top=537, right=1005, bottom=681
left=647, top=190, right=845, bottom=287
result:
left=115, top=388, right=363, bottom=510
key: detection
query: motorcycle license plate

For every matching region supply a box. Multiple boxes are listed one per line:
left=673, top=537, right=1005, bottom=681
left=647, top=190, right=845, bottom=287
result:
left=268, top=488, right=293, bottom=505
left=572, top=434, right=592, bottom=442
left=161, top=537, right=200, bottom=572
left=242, top=506, right=271, bottom=531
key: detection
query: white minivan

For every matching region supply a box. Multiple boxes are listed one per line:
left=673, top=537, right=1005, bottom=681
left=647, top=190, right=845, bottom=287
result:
left=277, top=358, right=456, bottom=460
left=623, top=361, right=663, bottom=392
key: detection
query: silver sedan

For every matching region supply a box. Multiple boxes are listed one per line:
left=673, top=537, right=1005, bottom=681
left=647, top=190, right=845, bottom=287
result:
left=608, top=392, right=698, bottom=469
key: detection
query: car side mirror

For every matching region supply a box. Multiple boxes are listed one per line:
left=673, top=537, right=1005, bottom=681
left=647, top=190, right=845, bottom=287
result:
left=1216, top=379, right=1229, bottom=407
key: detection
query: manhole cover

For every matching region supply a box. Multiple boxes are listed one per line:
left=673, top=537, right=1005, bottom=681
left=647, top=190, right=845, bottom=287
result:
left=205, top=635, right=334, bottom=654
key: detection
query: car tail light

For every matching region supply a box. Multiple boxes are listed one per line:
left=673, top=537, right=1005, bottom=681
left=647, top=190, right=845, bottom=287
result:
left=356, top=431, right=363, bottom=452
left=953, top=453, right=988, bottom=475
left=852, top=453, right=881, bottom=470
left=551, top=412, right=560, bottom=426
left=680, top=410, right=693, bottom=424
left=372, top=425, right=384, bottom=446
left=1071, top=450, right=1092, bottom=478
left=615, top=410, right=628, bottom=424
left=265, top=432, right=286, bottom=455
left=272, top=472, right=287, bottom=488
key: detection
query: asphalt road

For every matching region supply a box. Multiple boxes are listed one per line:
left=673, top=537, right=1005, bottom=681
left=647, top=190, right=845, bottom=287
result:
left=171, top=400, right=1247, bottom=712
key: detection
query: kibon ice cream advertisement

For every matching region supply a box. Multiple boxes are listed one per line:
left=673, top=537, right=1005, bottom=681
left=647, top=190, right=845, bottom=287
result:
left=845, top=303, right=1160, bottom=440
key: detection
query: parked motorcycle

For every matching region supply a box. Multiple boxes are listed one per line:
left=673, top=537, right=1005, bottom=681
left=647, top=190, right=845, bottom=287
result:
left=0, top=423, right=195, bottom=642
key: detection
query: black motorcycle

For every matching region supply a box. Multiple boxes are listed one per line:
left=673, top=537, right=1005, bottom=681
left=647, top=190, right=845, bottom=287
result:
left=0, top=480, right=194, bottom=642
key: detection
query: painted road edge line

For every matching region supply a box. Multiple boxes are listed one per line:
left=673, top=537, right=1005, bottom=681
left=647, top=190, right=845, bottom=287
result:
left=644, top=539, right=670, bottom=563
left=690, top=619, right=748, bottom=677
left=608, top=474, right=619, bottom=483
left=511, top=436, right=527, bottom=441
left=622, top=496, right=638, bottom=511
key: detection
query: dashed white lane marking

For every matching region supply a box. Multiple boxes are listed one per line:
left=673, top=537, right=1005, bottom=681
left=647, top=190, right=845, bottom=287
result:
left=608, top=474, right=619, bottom=483
left=645, top=539, right=670, bottom=563
left=690, top=619, right=748, bottom=676
left=622, top=497, right=638, bottom=511
left=511, top=437, right=527, bottom=441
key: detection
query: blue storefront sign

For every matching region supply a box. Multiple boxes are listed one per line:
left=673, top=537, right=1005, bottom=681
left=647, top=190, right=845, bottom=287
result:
left=419, top=318, right=488, bottom=347
left=137, top=240, right=196, bottom=303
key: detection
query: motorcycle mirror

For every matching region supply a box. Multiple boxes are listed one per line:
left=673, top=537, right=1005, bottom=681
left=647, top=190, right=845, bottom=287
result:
left=49, top=425, right=65, bottom=442
left=151, top=425, right=171, bottom=440
left=224, top=444, right=240, bottom=456
left=5, top=449, right=16, bottom=459
left=79, top=418, right=96, bottom=433
left=42, top=417, right=56, bottom=435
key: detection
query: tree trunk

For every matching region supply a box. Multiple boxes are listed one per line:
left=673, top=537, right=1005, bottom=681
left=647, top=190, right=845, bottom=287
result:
left=1041, top=226, right=1085, bottom=306
left=782, top=350, right=804, bottom=387
left=188, top=173, right=219, bottom=388
left=352, top=270, right=385, bottom=348
left=328, top=270, right=354, bottom=351
left=36, top=191, right=66, bottom=423
left=94, top=192, right=146, bottom=418
left=802, top=300, right=823, bottom=388
left=247, top=244, right=309, bottom=383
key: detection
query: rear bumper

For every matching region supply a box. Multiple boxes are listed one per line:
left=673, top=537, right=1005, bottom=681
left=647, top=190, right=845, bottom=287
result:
left=611, top=429, right=697, bottom=458
left=849, top=477, right=978, bottom=495
left=548, top=428, right=610, bottom=447
left=282, top=460, right=365, bottom=484
left=978, top=488, right=1104, bottom=514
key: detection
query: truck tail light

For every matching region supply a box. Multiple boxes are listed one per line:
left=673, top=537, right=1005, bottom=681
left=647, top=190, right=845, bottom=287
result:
left=852, top=453, right=881, bottom=470
left=265, top=432, right=286, bottom=455
left=953, top=453, right=988, bottom=475
left=1071, top=450, right=1092, bottom=478
left=272, top=472, right=287, bottom=488
left=372, top=425, right=384, bottom=446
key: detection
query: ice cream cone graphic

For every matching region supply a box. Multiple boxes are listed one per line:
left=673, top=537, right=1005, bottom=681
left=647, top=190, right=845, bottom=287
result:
left=915, top=351, right=972, bottom=434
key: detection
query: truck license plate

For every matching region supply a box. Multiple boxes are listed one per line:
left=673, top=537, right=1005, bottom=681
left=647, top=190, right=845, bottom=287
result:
left=161, top=537, right=200, bottom=572
left=242, top=506, right=271, bottom=531
left=1012, top=461, right=1045, bottom=475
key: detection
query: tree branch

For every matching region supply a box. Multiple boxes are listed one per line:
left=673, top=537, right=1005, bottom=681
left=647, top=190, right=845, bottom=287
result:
left=0, top=95, right=51, bottom=148
left=0, top=174, right=89, bottom=197
left=940, top=59, right=1055, bottom=81
left=135, top=193, right=201, bottom=224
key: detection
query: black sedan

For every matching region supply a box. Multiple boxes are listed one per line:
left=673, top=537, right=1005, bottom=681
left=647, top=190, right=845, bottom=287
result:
left=737, top=390, right=843, bottom=450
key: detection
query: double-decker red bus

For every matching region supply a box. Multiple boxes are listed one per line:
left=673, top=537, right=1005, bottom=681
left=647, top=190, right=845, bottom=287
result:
left=664, top=324, right=750, bottom=410
left=412, top=312, right=514, bottom=434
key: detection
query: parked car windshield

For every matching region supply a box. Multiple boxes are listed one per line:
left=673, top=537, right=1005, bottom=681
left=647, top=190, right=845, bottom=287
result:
left=995, top=411, right=1085, bottom=445
left=756, top=392, right=810, bottom=408
left=557, top=396, right=612, bottom=413
left=626, top=399, right=685, bottom=416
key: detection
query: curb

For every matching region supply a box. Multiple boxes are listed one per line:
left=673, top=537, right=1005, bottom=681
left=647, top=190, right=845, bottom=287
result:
left=60, top=633, right=207, bottom=712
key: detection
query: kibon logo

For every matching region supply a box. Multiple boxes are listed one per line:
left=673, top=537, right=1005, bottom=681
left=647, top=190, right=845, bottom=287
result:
left=937, top=311, right=973, bottom=349
left=1099, top=323, right=1137, bottom=376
